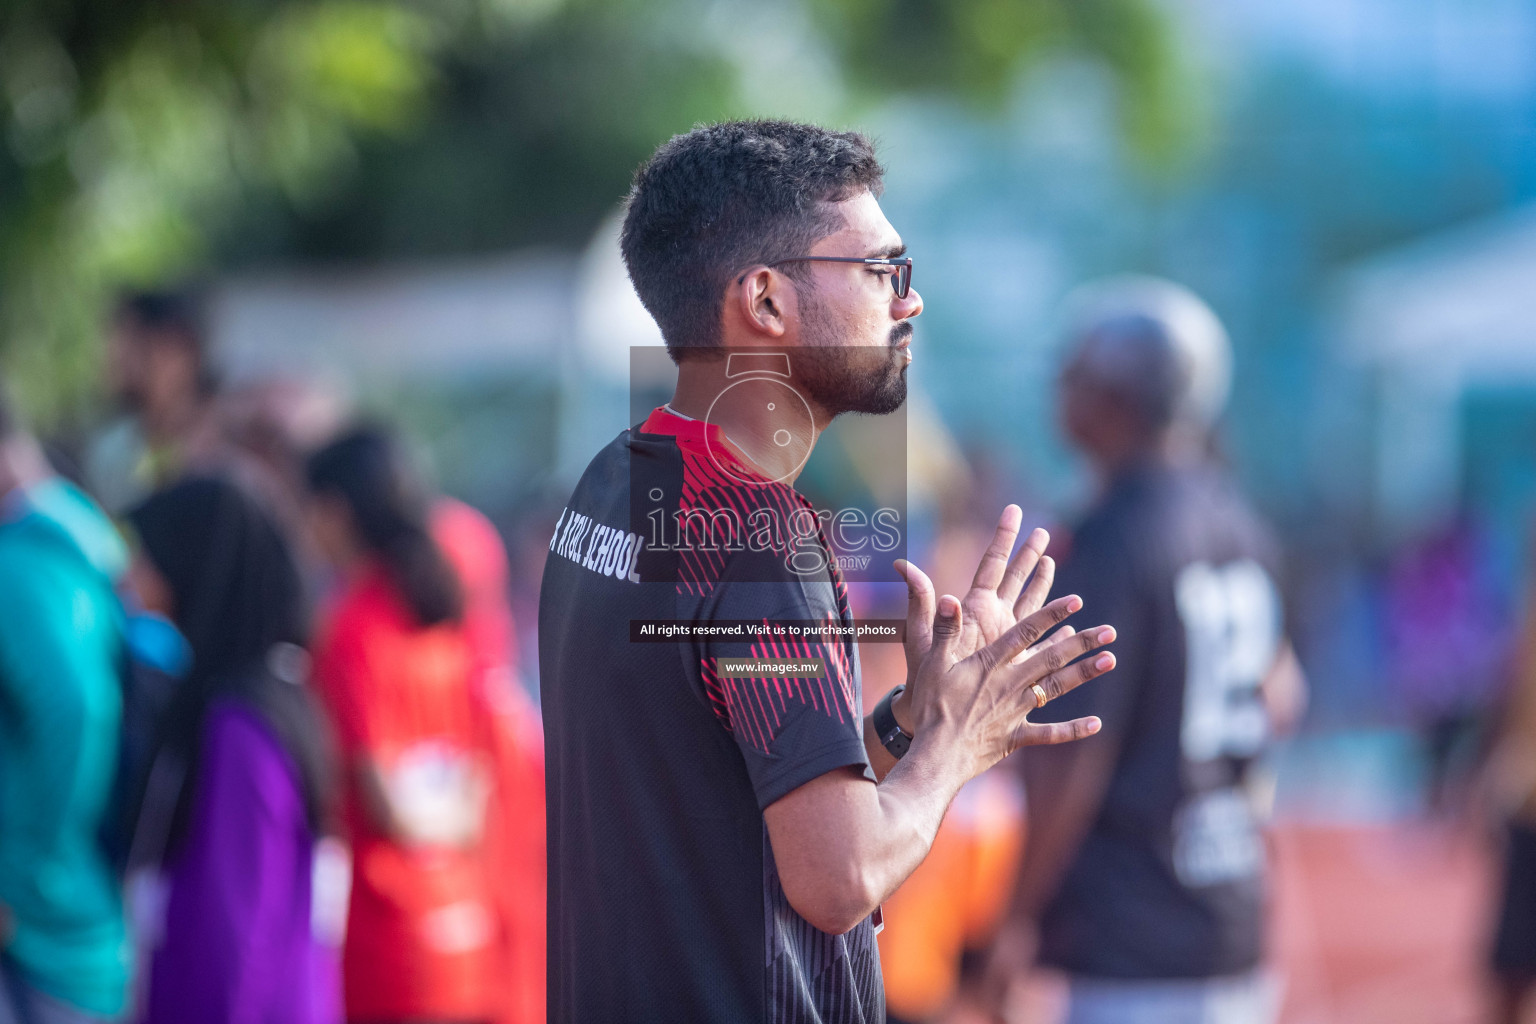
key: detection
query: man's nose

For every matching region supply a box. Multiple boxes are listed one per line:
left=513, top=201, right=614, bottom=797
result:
left=895, top=286, right=923, bottom=321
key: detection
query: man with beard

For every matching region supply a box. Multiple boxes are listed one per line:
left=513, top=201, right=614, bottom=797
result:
left=539, top=120, right=1120, bottom=1023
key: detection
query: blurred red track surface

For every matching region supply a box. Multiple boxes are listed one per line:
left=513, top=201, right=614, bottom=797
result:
left=1271, top=822, right=1495, bottom=1024
left=962, top=821, right=1499, bottom=1024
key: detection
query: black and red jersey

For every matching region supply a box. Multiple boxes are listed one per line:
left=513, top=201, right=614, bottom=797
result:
left=539, top=407, right=881, bottom=1023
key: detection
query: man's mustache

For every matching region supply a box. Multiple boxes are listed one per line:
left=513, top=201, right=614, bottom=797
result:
left=890, top=321, right=913, bottom=346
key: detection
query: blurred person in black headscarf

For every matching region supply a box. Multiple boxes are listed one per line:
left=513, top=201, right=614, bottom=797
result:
left=122, top=476, right=341, bottom=1024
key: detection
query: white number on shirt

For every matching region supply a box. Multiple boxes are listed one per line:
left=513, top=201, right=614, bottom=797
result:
left=1175, top=558, right=1280, bottom=764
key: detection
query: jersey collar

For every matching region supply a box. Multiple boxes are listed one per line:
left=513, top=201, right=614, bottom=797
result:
left=639, top=405, right=772, bottom=483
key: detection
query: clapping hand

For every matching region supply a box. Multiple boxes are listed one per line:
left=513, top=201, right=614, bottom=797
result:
left=895, top=505, right=1069, bottom=688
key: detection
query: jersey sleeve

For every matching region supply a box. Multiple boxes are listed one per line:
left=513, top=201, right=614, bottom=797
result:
left=682, top=563, right=874, bottom=811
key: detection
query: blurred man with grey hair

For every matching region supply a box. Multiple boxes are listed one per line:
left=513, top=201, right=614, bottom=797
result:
left=989, top=277, right=1306, bottom=1024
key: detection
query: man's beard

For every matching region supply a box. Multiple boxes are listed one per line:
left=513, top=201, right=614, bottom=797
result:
left=795, top=313, right=910, bottom=417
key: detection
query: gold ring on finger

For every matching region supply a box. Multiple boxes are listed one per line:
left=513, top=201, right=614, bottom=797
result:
left=1031, top=683, right=1048, bottom=709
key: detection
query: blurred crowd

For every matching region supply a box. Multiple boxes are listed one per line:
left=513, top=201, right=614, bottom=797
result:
left=4, top=273, right=1536, bottom=1024
left=0, top=290, right=545, bottom=1024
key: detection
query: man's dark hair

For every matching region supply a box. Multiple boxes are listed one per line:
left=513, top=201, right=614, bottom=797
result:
left=116, top=288, right=217, bottom=394
left=117, top=288, right=207, bottom=346
left=621, top=120, right=884, bottom=359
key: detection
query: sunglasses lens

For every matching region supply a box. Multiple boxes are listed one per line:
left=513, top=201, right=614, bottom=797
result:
left=897, top=261, right=911, bottom=299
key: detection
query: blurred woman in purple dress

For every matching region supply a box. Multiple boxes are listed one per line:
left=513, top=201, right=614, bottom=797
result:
left=123, top=476, right=341, bottom=1024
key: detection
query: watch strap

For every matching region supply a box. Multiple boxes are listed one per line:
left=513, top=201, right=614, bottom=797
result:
left=873, top=684, right=913, bottom=759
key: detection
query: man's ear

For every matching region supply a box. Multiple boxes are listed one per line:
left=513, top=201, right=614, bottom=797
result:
left=730, top=267, right=794, bottom=340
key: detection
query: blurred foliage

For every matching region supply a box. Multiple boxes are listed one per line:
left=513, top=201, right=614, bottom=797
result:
left=0, top=0, right=1188, bottom=426
left=805, top=0, right=1194, bottom=168
left=225, top=2, right=748, bottom=262
left=0, top=0, right=473, bottom=422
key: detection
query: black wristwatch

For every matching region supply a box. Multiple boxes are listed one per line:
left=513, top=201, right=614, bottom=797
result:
left=873, top=685, right=913, bottom=759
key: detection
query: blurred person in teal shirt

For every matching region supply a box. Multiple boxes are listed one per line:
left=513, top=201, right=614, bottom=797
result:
left=0, top=386, right=132, bottom=1024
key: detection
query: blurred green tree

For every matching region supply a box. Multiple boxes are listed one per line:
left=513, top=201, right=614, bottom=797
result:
left=0, top=0, right=1186, bottom=425
left=805, top=0, right=1191, bottom=165
left=0, top=0, right=464, bottom=422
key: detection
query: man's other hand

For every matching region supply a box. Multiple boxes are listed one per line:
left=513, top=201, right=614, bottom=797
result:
left=908, top=591, right=1116, bottom=775
left=894, top=505, right=1062, bottom=731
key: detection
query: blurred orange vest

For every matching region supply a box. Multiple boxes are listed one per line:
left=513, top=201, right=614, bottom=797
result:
left=877, top=772, right=1025, bottom=1022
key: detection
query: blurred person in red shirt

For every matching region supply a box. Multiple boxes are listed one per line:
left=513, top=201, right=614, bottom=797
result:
left=304, top=428, right=503, bottom=1024
left=430, top=499, right=546, bottom=1024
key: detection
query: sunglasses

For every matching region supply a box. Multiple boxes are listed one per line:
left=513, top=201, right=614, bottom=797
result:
left=756, top=256, right=914, bottom=300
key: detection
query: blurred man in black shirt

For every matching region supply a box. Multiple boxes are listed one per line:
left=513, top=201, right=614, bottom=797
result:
left=993, top=277, right=1307, bottom=1024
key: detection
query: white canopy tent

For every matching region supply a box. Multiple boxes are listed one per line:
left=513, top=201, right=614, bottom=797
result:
left=1334, top=203, right=1536, bottom=536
